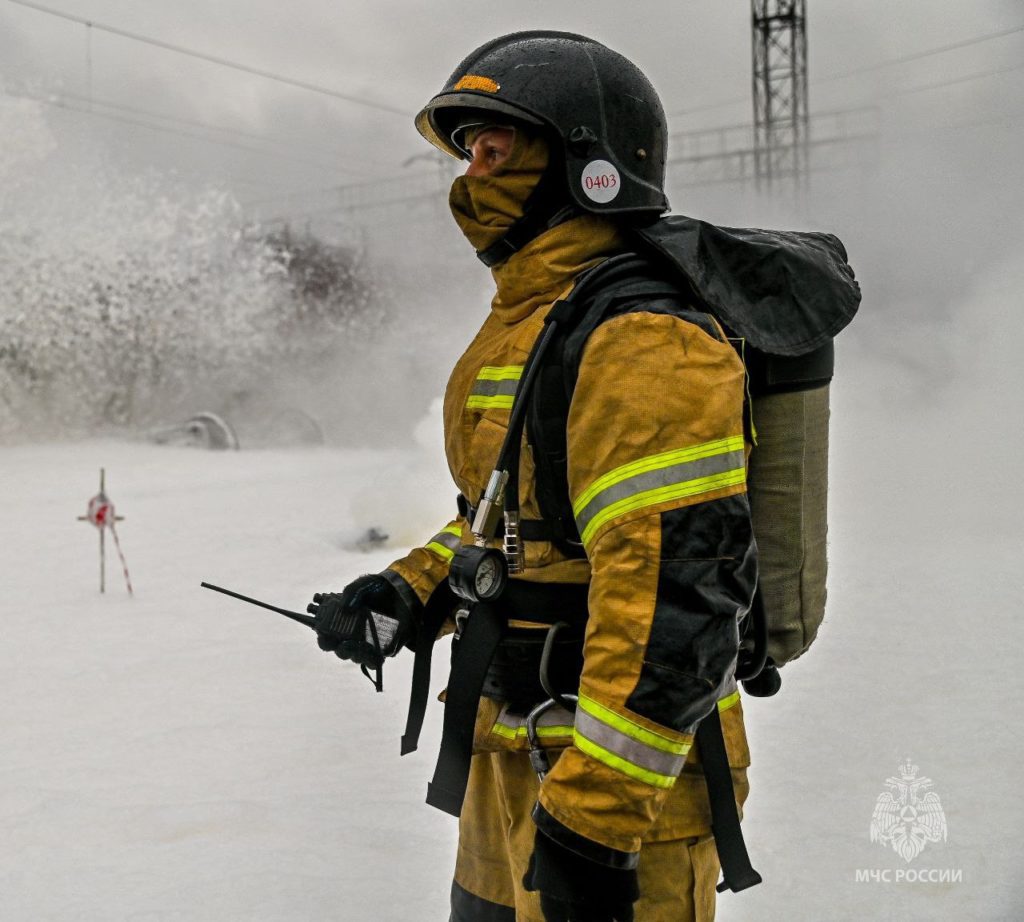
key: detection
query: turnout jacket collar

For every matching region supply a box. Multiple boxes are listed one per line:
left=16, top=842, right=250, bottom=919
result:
left=489, top=214, right=625, bottom=325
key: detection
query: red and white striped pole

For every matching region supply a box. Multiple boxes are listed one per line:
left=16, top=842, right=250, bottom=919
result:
left=77, top=468, right=133, bottom=596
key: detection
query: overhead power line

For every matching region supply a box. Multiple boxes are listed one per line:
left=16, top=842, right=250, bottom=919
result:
left=50, top=88, right=378, bottom=177
left=3, top=90, right=362, bottom=177
left=891, top=61, right=1024, bottom=97
left=8, top=0, right=413, bottom=118
left=673, top=60, right=1024, bottom=140
left=668, top=20, right=1024, bottom=119
left=667, top=61, right=1019, bottom=146
left=818, top=21, right=1024, bottom=83
left=903, top=111, right=1024, bottom=134
left=669, top=94, right=749, bottom=119
left=668, top=104, right=878, bottom=142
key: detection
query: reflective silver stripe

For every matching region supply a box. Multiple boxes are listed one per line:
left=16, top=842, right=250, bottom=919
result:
left=492, top=703, right=575, bottom=741
left=470, top=378, right=521, bottom=399
left=467, top=365, right=523, bottom=408
left=573, top=437, right=747, bottom=546
left=574, top=706, right=687, bottom=781
left=424, top=526, right=462, bottom=561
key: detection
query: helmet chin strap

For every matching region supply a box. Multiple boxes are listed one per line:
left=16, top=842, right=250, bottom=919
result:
left=475, top=164, right=577, bottom=268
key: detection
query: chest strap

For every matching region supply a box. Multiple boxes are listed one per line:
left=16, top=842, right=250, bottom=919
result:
left=457, top=494, right=588, bottom=557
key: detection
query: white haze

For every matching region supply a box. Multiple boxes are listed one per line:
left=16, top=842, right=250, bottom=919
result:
left=0, top=1, right=1022, bottom=919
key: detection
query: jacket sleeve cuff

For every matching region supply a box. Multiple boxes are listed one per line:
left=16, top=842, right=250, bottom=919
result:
left=379, top=568, right=422, bottom=616
left=385, top=554, right=446, bottom=606
left=531, top=802, right=639, bottom=871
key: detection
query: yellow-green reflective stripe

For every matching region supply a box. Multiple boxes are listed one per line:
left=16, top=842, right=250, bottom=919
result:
left=574, top=731, right=677, bottom=789
left=718, top=690, right=740, bottom=713
left=424, top=525, right=462, bottom=562
left=575, top=695, right=691, bottom=784
left=573, top=436, right=745, bottom=515
left=477, top=365, right=523, bottom=381
left=492, top=703, right=575, bottom=741
left=573, top=436, right=747, bottom=547
left=466, top=395, right=515, bottom=410
left=468, top=366, right=524, bottom=410
left=492, top=722, right=574, bottom=741
left=580, top=467, right=746, bottom=548
left=575, top=710, right=689, bottom=780
left=425, top=542, right=455, bottom=561
left=578, top=695, right=688, bottom=755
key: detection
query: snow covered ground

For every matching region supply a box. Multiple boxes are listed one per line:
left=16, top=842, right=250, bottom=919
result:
left=2, top=270, right=1022, bottom=920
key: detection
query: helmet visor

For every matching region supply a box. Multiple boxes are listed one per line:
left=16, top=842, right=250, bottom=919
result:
left=415, top=93, right=543, bottom=160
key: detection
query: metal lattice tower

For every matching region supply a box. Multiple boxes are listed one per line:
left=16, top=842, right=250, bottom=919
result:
left=751, top=0, right=809, bottom=189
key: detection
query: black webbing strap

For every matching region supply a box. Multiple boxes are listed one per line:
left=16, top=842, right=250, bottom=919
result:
left=426, top=602, right=507, bottom=817
left=457, top=495, right=588, bottom=558
left=406, top=577, right=589, bottom=800
left=400, top=586, right=457, bottom=757
left=499, top=579, right=589, bottom=621
left=696, top=705, right=763, bottom=893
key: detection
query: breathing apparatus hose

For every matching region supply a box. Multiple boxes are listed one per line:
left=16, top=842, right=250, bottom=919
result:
left=490, top=320, right=560, bottom=521
left=526, top=621, right=579, bottom=781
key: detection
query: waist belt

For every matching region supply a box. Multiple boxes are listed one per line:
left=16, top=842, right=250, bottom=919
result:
left=401, top=580, right=590, bottom=757
left=480, top=626, right=585, bottom=712
left=400, top=579, right=589, bottom=817
left=496, top=579, right=590, bottom=623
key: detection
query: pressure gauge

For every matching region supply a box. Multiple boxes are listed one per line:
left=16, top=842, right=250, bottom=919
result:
left=448, top=545, right=508, bottom=603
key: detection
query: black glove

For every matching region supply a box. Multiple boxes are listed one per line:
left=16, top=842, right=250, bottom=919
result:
left=523, top=830, right=639, bottom=922
left=308, top=573, right=417, bottom=690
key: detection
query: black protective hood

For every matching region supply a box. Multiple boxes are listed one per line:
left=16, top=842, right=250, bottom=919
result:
left=632, top=215, right=861, bottom=357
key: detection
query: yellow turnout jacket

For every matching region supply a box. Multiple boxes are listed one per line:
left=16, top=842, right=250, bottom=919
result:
left=387, top=213, right=755, bottom=863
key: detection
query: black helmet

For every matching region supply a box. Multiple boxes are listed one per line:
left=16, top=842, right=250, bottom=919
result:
left=416, top=31, right=669, bottom=220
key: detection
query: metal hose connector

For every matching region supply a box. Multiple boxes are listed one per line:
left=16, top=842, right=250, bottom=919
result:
left=503, top=510, right=525, bottom=574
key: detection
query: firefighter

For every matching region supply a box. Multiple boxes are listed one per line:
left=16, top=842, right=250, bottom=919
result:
left=310, top=32, right=756, bottom=922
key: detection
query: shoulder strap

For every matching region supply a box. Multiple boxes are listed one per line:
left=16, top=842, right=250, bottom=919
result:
left=526, top=254, right=701, bottom=554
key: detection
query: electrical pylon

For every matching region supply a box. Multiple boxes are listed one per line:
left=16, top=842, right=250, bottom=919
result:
left=751, top=0, right=810, bottom=189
